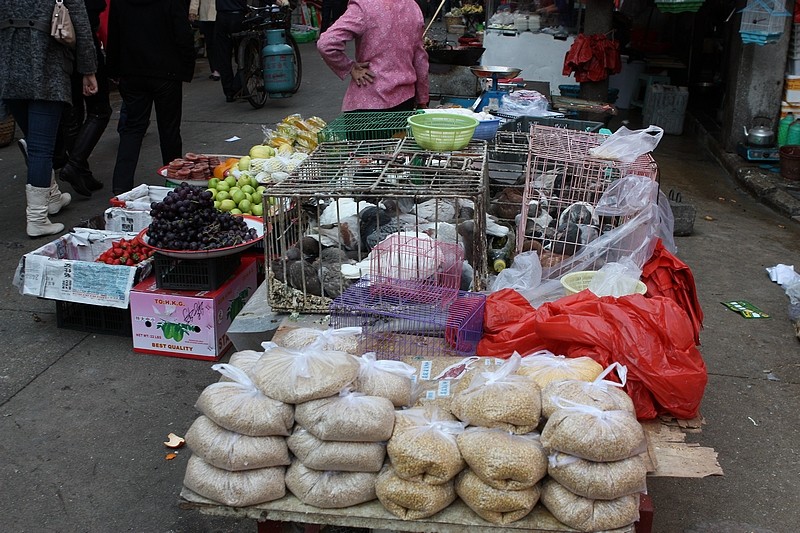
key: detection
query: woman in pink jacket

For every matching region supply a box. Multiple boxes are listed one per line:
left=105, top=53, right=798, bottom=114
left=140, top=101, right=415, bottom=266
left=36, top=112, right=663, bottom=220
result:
left=317, top=0, right=429, bottom=112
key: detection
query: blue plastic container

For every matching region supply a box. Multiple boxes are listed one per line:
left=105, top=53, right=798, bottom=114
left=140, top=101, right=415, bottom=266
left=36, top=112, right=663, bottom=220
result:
left=472, top=118, right=501, bottom=140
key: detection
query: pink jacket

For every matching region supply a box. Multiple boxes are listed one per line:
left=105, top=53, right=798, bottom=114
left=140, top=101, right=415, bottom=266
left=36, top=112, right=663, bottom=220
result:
left=317, top=0, right=429, bottom=112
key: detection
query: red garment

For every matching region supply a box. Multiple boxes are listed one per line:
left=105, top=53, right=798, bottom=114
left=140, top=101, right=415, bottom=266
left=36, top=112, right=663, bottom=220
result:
left=563, top=33, right=621, bottom=83
left=477, top=289, right=708, bottom=420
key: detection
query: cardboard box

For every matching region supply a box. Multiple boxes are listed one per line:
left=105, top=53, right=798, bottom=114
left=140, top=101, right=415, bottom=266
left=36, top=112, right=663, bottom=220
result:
left=106, top=184, right=171, bottom=232
left=130, top=258, right=258, bottom=361
left=13, top=228, right=152, bottom=309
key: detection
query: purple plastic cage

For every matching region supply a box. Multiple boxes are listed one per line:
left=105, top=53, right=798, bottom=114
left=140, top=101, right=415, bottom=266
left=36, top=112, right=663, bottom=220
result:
left=329, top=279, right=486, bottom=360
left=369, top=234, right=464, bottom=304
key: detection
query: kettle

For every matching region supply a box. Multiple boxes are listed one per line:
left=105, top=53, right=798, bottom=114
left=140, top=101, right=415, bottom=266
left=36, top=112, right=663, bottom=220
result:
left=743, top=117, right=775, bottom=146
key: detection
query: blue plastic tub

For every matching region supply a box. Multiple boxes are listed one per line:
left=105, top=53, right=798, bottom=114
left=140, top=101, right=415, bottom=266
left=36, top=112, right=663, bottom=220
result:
left=472, top=118, right=501, bottom=140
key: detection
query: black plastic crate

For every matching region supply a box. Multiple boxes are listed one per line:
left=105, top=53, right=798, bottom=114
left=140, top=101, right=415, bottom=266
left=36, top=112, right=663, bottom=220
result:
left=55, top=300, right=132, bottom=336
left=153, top=252, right=241, bottom=291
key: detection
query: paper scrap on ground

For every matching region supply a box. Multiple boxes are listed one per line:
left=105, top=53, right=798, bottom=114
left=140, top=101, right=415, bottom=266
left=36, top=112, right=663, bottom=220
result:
left=766, top=264, right=798, bottom=286
left=225, top=136, right=241, bottom=142
left=721, top=300, right=770, bottom=319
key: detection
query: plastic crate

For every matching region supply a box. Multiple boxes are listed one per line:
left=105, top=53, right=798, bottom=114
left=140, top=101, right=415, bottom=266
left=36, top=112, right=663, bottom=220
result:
left=317, top=111, right=420, bottom=142
left=56, top=300, right=132, bottom=336
left=154, top=252, right=241, bottom=291
left=643, top=84, right=689, bottom=135
left=499, top=116, right=604, bottom=133
left=558, top=84, right=619, bottom=103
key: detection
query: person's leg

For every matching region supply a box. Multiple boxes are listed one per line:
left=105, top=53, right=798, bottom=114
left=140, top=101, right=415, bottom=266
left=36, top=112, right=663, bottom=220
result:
left=152, top=79, right=184, bottom=165
left=112, top=77, right=154, bottom=194
left=53, top=71, right=85, bottom=170
left=214, top=11, right=244, bottom=101
left=200, top=20, right=219, bottom=77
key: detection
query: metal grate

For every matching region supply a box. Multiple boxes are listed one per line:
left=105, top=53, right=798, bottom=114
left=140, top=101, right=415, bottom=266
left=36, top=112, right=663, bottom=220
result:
left=317, top=111, right=420, bottom=143
left=265, top=137, right=488, bottom=313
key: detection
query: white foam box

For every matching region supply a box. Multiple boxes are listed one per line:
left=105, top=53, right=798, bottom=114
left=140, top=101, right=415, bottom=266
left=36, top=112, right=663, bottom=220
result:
left=105, top=184, right=172, bottom=232
left=130, top=257, right=258, bottom=361
left=13, top=228, right=152, bottom=308
left=643, top=84, right=689, bottom=135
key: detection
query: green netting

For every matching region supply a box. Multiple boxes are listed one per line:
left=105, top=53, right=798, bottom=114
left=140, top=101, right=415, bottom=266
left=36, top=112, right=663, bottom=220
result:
left=317, top=110, right=421, bottom=142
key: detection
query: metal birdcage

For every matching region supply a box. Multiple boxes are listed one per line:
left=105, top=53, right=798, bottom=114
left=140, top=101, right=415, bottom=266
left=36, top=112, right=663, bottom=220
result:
left=739, top=0, right=791, bottom=45
left=264, top=137, right=488, bottom=313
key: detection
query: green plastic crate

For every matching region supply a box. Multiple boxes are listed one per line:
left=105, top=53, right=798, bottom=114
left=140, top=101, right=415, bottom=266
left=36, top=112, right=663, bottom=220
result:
left=317, top=110, right=421, bottom=143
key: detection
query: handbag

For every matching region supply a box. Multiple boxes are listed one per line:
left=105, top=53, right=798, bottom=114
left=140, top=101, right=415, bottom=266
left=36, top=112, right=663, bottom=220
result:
left=51, top=0, right=76, bottom=48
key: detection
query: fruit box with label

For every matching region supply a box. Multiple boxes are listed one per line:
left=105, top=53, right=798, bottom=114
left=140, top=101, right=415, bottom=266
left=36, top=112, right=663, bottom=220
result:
left=106, top=184, right=172, bottom=232
left=130, top=258, right=257, bottom=361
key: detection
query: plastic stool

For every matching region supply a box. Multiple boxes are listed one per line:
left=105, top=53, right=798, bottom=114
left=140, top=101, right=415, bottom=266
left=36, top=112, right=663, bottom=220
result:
left=631, top=74, right=671, bottom=108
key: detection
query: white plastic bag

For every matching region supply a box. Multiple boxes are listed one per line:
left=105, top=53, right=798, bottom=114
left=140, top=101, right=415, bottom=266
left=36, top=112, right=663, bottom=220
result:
left=588, top=125, right=664, bottom=162
left=490, top=251, right=543, bottom=302
left=587, top=259, right=643, bottom=297
left=354, top=352, right=416, bottom=407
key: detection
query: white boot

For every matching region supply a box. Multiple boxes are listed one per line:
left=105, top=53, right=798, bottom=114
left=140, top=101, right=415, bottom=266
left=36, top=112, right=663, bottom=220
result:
left=26, top=184, right=64, bottom=237
left=47, top=172, right=71, bottom=215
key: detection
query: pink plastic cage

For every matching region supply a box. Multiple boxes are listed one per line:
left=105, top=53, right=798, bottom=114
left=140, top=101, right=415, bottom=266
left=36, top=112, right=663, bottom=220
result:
left=329, top=280, right=486, bottom=360
left=369, top=234, right=464, bottom=303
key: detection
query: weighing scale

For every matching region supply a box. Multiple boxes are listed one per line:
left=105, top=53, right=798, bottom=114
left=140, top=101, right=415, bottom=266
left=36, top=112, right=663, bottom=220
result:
left=469, top=65, right=522, bottom=112
left=736, top=142, right=779, bottom=162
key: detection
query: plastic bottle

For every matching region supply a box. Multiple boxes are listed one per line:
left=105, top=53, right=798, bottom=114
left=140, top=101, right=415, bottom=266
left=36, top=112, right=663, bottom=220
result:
left=788, top=119, right=800, bottom=146
left=779, top=113, right=794, bottom=146
left=488, top=227, right=516, bottom=273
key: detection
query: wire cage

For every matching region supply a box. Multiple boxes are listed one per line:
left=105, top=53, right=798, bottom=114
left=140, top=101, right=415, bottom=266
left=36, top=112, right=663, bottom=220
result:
left=516, top=125, right=659, bottom=280
left=739, top=0, right=791, bottom=45
left=264, top=137, right=488, bottom=313
left=317, top=111, right=420, bottom=143
left=329, top=280, right=486, bottom=360
left=369, top=234, right=464, bottom=303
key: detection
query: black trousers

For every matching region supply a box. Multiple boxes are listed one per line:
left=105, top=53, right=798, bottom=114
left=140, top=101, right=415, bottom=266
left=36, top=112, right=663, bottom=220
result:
left=112, top=77, right=184, bottom=194
left=214, top=10, right=246, bottom=99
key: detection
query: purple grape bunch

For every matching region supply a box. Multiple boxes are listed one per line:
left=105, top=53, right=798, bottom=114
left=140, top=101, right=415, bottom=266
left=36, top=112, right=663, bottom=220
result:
left=147, top=183, right=259, bottom=251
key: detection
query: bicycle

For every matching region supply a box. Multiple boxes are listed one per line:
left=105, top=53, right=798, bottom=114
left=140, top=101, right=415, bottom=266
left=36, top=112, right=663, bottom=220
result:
left=232, top=3, right=303, bottom=109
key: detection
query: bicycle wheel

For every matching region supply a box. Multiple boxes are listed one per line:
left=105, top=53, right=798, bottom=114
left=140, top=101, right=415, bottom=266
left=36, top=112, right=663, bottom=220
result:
left=287, top=34, right=302, bottom=94
left=241, top=38, right=268, bottom=109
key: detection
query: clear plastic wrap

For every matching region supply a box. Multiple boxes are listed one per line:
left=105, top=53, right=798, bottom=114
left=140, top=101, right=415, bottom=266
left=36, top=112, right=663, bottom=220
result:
left=287, top=426, right=386, bottom=472
left=517, top=350, right=604, bottom=390
left=456, top=427, right=547, bottom=490
left=284, top=462, right=377, bottom=508
left=541, top=478, right=640, bottom=532
left=455, top=468, right=540, bottom=525
left=294, top=389, right=395, bottom=442
left=354, top=352, right=416, bottom=407
left=548, top=451, right=648, bottom=500
left=375, top=466, right=456, bottom=520
left=183, top=455, right=285, bottom=507
left=541, top=363, right=635, bottom=418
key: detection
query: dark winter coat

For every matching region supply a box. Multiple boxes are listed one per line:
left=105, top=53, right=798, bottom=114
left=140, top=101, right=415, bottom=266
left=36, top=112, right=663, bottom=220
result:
left=106, top=0, right=196, bottom=83
left=0, top=0, right=98, bottom=104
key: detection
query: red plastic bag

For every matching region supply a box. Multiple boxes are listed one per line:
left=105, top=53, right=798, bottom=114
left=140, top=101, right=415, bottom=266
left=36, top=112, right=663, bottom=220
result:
left=477, top=289, right=707, bottom=420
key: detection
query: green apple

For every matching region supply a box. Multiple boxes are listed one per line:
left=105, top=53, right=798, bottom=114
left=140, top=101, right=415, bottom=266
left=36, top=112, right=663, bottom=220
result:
left=251, top=192, right=263, bottom=205
left=215, top=181, right=230, bottom=192
left=213, top=200, right=221, bottom=209
left=224, top=175, right=237, bottom=188
left=238, top=199, right=252, bottom=213
left=231, top=189, right=246, bottom=204
left=238, top=156, right=251, bottom=171
left=230, top=208, right=243, bottom=215
left=219, top=199, right=236, bottom=212
left=206, top=188, right=217, bottom=200
left=256, top=185, right=266, bottom=195
left=208, top=177, right=220, bottom=189
left=216, top=190, right=230, bottom=202
left=251, top=202, right=264, bottom=216
left=241, top=184, right=255, bottom=195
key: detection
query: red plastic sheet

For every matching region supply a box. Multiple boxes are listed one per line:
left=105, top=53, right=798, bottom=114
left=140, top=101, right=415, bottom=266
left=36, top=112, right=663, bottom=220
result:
left=477, top=289, right=707, bottom=420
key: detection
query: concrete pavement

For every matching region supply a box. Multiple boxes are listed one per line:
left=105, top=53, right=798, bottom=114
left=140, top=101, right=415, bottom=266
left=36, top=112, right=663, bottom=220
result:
left=1, top=38, right=799, bottom=533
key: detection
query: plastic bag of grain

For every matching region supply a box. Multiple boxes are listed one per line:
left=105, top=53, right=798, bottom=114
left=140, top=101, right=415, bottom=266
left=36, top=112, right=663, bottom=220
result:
left=517, top=350, right=603, bottom=390
left=185, top=415, right=291, bottom=471
left=387, top=407, right=466, bottom=485
left=455, top=468, right=540, bottom=525
left=279, top=326, right=362, bottom=354
left=541, top=478, right=639, bottom=532
left=354, top=352, right=416, bottom=407
left=219, top=349, right=265, bottom=381
left=195, top=364, right=294, bottom=437
left=548, top=452, right=648, bottom=500
left=287, top=426, right=386, bottom=472
left=294, top=389, right=395, bottom=442
left=457, top=427, right=547, bottom=490
left=541, top=363, right=635, bottom=418
left=251, top=340, right=359, bottom=403
left=375, top=466, right=456, bottom=520
left=284, top=461, right=377, bottom=508
left=450, top=353, right=541, bottom=434
left=183, top=454, right=285, bottom=507
left=540, top=401, right=646, bottom=462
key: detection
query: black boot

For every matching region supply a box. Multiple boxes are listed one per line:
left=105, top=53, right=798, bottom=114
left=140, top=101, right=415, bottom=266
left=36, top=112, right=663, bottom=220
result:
left=61, top=114, right=109, bottom=193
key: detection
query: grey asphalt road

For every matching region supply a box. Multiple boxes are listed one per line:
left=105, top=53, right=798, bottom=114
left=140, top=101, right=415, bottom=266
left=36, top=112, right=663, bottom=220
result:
left=0, top=37, right=798, bottom=533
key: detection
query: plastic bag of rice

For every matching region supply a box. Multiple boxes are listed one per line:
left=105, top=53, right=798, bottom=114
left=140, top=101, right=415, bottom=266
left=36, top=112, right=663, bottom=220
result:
left=517, top=350, right=603, bottom=390
left=185, top=415, right=291, bottom=471
left=375, top=466, right=456, bottom=520
left=540, top=478, right=639, bottom=532
left=540, top=402, right=646, bottom=462
left=279, top=326, right=362, bottom=354
left=294, top=389, right=395, bottom=442
left=195, top=364, right=294, bottom=437
left=548, top=452, right=648, bottom=500
left=455, top=468, right=540, bottom=525
left=219, top=349, right=264, bottom=381
left=284, top=461, right=377, bottom=508
left=183, top=454, right=285, bottom=507
left=450, top=353, right=541, bottom=434
left=287, top=426, right=386, bottom=472
left=541, top=363, right=635, bottom=419
left=251, top=341, right=359, bottom=404
left=354, top=352, right=416, bottom=407
left=456, top=427, right=547, bottom=490
left=387, top=407, right=466, bottom=485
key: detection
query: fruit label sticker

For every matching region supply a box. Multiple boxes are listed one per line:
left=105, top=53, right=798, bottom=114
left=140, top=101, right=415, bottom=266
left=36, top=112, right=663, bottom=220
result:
left=721, top=300, right=771, bottom=319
